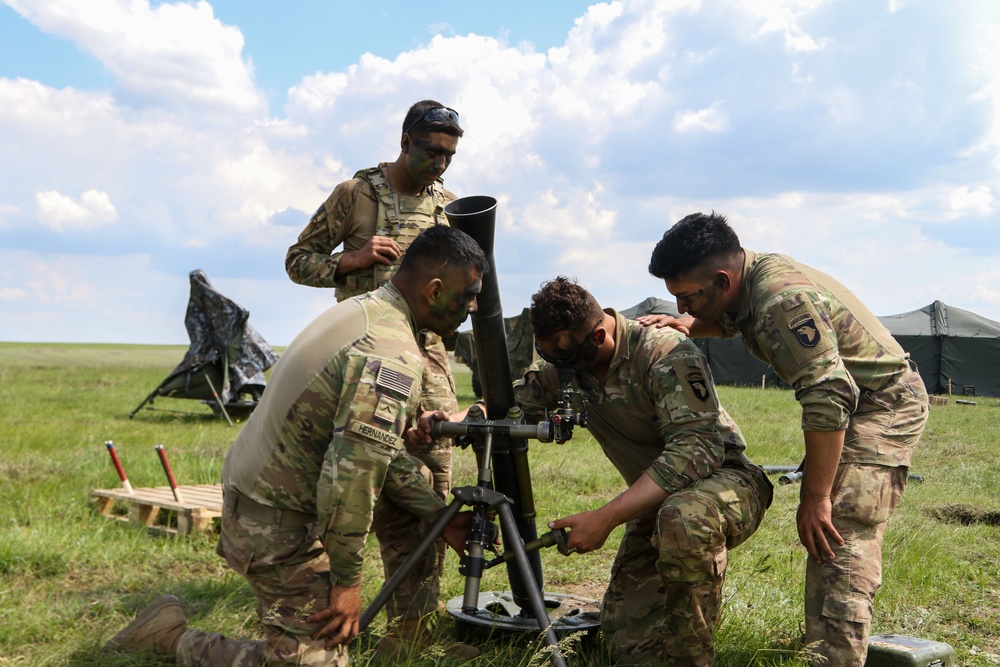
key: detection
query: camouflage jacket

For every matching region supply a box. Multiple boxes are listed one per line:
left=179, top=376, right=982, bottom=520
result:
left=513, top=311, right=754, bottom=495
left=285, top=163, right=455, bottom=301
left=221, top=283, right=446, bottom=586
left=717, top=250, right=910, bottom=433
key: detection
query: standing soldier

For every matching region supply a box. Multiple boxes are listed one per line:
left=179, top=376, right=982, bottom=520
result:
left=647, top=212, right=929, bottom=667
left=285, top=100, right=472, bottom=659
left=106, top=225, right=487, bottom=666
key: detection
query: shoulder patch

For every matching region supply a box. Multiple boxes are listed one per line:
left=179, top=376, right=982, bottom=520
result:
left=788, top=312, right=820, bottom=347
left=769, top=294, right=835, bottom=366
left=669, top=355, right=718, bottom=414
left=309, top=205, right=326, bottom=225
left=348, top=420, right=403, bottom=450
left=376, top=364, right=415, bottom=396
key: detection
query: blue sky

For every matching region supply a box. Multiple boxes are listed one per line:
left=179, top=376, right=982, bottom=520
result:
left=2, top=0, right=999, bottom=346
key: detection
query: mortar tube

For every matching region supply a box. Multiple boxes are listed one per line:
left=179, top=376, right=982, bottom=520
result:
left=445, top=195, right=544, bottom=614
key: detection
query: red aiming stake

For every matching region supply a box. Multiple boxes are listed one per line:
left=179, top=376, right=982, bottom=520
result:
left=154, top=444, right=184, bottom=503
left=105, top=441, right=135, bottom=495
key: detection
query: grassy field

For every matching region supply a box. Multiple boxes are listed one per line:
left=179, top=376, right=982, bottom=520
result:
left=0, top=342, right=998, bottom=666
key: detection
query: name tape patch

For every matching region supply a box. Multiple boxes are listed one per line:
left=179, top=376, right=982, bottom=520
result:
left=348, top=420, right=402, bottom=449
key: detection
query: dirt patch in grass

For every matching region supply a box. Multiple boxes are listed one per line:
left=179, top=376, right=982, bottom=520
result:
left=548, top=579, right=607, bottom=602
left=930, top=503, right=1000, bottom=526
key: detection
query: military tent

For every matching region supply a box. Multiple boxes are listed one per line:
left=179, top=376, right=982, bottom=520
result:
left=622, top=297, right=1000, bottom=397
left=878, top=301, right=1000, bottom=397
left=620, top=297, right=785, bottom=388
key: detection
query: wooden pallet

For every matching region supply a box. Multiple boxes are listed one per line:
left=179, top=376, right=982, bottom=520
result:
left=90, top=484, right=223, bottom=537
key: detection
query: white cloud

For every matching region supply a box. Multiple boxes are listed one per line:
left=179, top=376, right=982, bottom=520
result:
left=0, top=286, right=28, bottom=301
left=5, top=0, right=263, bottom=116
left=948, top=185, right=996, bottom=217
left=35, top=189, right=118, bottom=232
left=673, top=105, right=729, bottom=133
left=784, top=30, right=828, bottom=52
left=2, top=0, right=1000, bottom=344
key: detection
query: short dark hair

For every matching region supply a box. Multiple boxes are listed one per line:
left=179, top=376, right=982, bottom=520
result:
left=398, top=224, right=488, bottom=280
left=402, top=99, right=464, bottom=139
left=530, top=276, right=603, bottom=341
left=648, top=212, right=742, bottom=281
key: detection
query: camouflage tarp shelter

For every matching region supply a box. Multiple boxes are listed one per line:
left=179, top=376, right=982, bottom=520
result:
left=130, top=270, right=280, bottom=421
left=878, top=301, right=1000, bottom=397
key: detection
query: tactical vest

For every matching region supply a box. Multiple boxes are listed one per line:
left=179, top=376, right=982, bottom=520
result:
left=336, top=164, right=450, bottom=301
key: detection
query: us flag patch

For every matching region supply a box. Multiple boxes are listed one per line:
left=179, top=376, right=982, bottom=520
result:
left=376, top=365, right=414, bottom=396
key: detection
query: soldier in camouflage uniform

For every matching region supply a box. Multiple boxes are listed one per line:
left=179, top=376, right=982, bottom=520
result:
left=422, top=277, right=773, bottom=666
left=105, top=226, right=489, bottom=666
left=647, top=213, right=929, bottom=667
left=284, top=101, right=465, bottom=637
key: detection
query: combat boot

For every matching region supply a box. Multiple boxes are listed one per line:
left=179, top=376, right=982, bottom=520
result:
left=104, top=595, right=187, bottom=656
left=375, top=616, right=481, bottom=663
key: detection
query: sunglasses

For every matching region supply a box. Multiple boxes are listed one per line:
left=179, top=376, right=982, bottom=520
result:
left=534, top=320, right=602, bottom=366
left=403, top=106, right=460, bottom=135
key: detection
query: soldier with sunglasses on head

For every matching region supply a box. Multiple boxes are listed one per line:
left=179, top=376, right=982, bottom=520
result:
left=285, top=101, right=477, bottom=661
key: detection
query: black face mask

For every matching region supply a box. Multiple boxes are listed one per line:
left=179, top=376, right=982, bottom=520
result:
left=535, top=320, right=601, bottom=368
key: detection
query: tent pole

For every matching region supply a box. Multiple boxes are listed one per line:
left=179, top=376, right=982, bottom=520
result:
left=128, top=388, right=160, bottom=419
left=203, top=371, right=234, bottom=426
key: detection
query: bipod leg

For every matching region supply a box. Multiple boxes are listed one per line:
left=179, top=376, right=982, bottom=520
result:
left=359, top=498, right=463, bottom=631
left=496, top=501, right=567, bottom=667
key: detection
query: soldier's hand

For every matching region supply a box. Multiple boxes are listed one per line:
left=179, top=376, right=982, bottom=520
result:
left=548, top=511, right=611, bottom=554
left=443, top=511, right=474, bottom=556
left=308, top=583, right=362, bottom=649
left=341, top=235, right=401, bottom=272
left=362, top=235, right=402, bottom=265
left=410, top=410, right=449, bottom=447
left=635, top=313, right=694, bottom=335
left=796, top=493, right=843, bottom=563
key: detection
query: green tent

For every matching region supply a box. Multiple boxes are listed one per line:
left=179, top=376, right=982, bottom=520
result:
left=879, top=300, right=1000, bottom=397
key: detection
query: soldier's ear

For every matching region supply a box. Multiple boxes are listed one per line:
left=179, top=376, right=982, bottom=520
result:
left=423, top=277, right=444, bottom=304
left=713, top=272, right=730, bottom=290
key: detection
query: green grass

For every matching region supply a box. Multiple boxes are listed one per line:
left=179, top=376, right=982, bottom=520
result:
left=1, top=342, right=998, bottom=665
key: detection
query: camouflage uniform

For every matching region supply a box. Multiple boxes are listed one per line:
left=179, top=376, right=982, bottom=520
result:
left=513, top=312, right=773, bottom=666
left=175, top=283, right=448, bottom=666
left=285, top=165, right=458, bottom=621
left=716, top=251, right=930, bottom=667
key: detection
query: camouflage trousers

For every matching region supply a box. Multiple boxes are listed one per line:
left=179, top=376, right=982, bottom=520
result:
left=805, top=369, right=928, bottom=667
left=803, top=464, right=907, bottom=667
left=371, top=331, right=457, bottom=624
left=176, top=501, right=345, bottom=666
left=601, top=464, right=772, bottom=667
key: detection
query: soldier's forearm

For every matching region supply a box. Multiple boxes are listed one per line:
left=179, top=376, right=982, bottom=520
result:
left=597, top=473, right=669, bottom=528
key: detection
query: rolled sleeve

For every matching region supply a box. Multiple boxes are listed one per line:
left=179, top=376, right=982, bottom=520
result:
left=381, top=450, right=448, bottom=519
left=285, top=179, right=369, bottom=289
